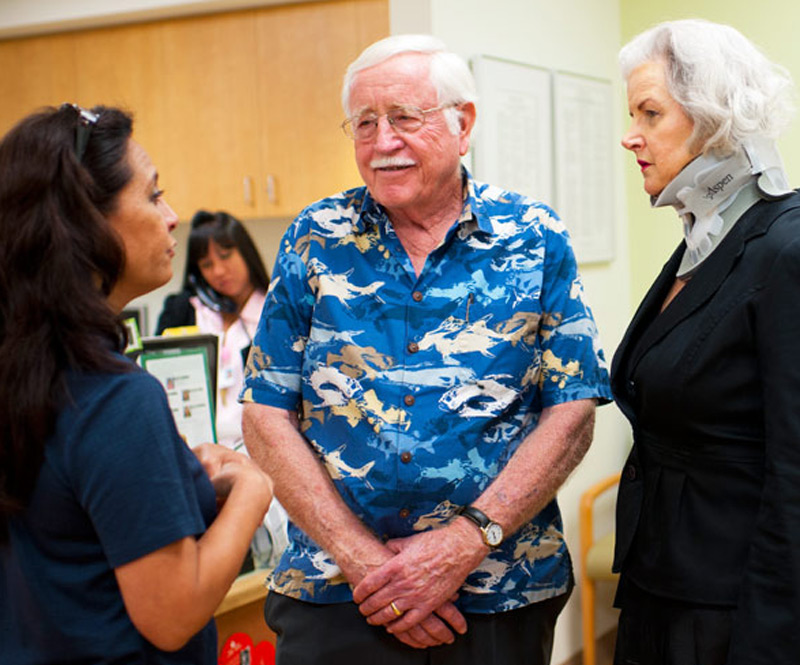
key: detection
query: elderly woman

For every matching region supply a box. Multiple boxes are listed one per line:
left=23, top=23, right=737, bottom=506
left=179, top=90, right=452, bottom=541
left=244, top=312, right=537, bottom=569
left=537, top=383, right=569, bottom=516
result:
left=611, top=19, right=799, bottom=665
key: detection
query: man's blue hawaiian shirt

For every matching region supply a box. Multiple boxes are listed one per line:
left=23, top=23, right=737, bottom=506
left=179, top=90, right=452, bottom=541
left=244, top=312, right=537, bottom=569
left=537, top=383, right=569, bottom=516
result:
left=242, top=169, right=612, bottom=613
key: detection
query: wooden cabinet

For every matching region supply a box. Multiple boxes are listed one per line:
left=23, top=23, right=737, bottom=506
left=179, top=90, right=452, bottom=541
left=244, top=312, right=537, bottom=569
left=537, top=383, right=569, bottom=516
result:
left=72, top=22, right=169, bottom=176
left=0, top=32, right=76, bottom=133
left=157, top=11, right=266, bottom=219
left=254, top=0, right=384, bottom=216
left=0, top=0, right=389, bottom=220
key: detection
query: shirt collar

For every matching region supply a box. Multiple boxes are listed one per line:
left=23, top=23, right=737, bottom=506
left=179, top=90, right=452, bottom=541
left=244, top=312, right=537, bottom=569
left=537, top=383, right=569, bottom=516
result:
left=355, top=188, right=383, bottom=234
left=355, top=167, right=492, bottom=238
left=461, top=168, right=495, bottom=235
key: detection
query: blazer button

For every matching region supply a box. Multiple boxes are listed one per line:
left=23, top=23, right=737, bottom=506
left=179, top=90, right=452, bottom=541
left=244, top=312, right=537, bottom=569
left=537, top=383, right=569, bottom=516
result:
left=399, top=508, right=410, bottom=519
left=624, top=464, right=637, bottom=481
left=412, top=290, right=423, bottom=302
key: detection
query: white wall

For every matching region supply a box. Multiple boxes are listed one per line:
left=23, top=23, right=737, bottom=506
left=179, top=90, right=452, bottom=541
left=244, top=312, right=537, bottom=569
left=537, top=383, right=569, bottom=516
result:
left=391, top=2, right=631, bottom=663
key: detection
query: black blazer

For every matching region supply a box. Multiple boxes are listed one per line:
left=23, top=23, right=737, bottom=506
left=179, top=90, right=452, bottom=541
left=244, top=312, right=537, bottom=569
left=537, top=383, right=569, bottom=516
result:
left=611, top=192, right=800, bottom=663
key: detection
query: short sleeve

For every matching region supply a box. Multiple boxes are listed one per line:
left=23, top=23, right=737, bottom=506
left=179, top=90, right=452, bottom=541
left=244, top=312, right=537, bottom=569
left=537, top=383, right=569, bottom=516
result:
left=66, top=371, right=212, bottom=567
left=242, top=215, right=314, bottom=410
left=537, top=222, right=612, bottom=407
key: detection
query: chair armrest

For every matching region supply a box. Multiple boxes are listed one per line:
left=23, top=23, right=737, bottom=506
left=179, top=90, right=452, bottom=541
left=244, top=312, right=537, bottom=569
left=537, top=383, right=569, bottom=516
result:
left=579, top=472, right=621, bottom=565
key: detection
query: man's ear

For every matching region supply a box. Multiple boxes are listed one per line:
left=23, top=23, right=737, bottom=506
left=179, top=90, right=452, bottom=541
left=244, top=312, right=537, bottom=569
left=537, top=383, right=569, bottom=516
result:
left=458, top=102, right=477, bottom=156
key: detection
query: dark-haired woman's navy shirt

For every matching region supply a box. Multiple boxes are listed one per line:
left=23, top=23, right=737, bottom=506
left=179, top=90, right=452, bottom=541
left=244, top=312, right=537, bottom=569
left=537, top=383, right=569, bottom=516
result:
left=1, top=363, right=218, bottom=664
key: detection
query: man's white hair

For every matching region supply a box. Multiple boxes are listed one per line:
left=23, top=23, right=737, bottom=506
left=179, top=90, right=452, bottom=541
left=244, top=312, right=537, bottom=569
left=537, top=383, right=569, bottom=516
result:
left=341, top=34, right=477, bottom=135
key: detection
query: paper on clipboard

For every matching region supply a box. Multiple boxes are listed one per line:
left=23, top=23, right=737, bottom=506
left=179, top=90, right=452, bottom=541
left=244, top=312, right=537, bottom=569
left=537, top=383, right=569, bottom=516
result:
left=139, top=340, right=217, bottom=447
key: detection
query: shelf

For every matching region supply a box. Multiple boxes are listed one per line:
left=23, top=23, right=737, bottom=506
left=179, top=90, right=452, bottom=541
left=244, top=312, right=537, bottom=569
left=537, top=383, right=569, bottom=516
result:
left=215, top=570, right=271, bottom=616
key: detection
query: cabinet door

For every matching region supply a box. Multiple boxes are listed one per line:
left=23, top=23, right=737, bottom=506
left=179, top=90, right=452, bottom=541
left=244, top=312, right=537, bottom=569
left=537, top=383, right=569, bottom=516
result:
left=72, top=22, right=169, bottom=184
left=0, top=32, right=76, bottom=138
left=254, top=0, right=389, bottom=218
left=0, top=1, right=389, bottom=219
left=157, top=10, right=264, bottom=220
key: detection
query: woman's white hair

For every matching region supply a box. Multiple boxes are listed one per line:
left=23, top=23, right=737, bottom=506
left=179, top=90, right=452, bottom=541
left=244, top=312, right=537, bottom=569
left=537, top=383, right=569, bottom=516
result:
left=619, top=19, right=795, bottom=155
left=341, top=34, right=477, bottom=135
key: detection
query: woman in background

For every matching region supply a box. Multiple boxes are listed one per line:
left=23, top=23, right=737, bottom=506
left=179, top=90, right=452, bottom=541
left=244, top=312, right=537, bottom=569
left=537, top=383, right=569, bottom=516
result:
left=157, top=212, right=287, bottom=569
left=0, top=104, right=272, bottom=664
left=157, top=210, right=269, bottom=451
left=612, top=19, right=800, bottom=665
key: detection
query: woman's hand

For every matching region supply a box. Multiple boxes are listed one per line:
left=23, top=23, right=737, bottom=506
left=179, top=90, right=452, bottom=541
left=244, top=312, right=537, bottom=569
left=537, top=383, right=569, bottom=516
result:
left=192, top=443, right=273, bottom=510
left=117, top=444, right=273, bottom=651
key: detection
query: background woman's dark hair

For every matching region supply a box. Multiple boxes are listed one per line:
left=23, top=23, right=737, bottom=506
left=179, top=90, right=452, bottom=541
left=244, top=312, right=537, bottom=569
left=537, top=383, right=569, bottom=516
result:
left=0, top=104, right=134, bottom=538
left=183, top=210, right=270, bottom=295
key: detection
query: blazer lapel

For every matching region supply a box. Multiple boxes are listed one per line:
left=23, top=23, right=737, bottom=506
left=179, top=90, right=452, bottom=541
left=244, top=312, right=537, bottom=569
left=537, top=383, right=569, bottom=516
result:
left=630, top=231, right=743, bottom=366
left=611, top=244, right=681, bottom=384
left=616, top=197, right=793, bottom=385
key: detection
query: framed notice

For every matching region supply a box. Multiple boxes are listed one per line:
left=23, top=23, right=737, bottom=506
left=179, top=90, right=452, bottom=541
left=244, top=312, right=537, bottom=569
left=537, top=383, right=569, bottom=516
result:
left=471, top=55, right=554, bottom=205
left=472, top=56, right=616, bottom=264
left=137, top=334, right=219, bottom=446
left=553, top=71, right=615, bottom=263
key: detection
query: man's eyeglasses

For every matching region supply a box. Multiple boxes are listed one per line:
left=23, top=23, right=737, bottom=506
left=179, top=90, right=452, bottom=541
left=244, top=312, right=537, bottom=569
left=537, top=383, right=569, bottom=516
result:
left=341, top=103, right=455, bottom=141
left=61, top=103, right=100, bottom=163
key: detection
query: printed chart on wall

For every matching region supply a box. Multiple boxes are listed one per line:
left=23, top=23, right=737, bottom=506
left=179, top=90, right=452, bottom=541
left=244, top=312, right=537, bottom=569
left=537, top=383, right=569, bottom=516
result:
left=471, top=55, right=615, bottom=264
left=471, top=55, right=553, bottom=205
left=554, top=71, right=615, bottom=263
left=139, top=335, right=219, bottom=447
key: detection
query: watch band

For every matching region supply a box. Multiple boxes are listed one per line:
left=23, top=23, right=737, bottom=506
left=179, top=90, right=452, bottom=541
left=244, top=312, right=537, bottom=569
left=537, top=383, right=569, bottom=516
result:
left=458, top=505, right=492, bottom=529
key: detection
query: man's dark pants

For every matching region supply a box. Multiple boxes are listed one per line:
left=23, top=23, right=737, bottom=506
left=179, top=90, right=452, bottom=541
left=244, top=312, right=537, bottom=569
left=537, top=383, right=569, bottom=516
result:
left=264, top=588, right=571, bottom=665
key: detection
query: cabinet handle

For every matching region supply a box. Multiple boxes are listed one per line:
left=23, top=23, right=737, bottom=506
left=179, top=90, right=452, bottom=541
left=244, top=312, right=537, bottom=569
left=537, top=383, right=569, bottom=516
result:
left=265, top=174, right=277, bottom=204
left=243, top=176, right=254, bottom=206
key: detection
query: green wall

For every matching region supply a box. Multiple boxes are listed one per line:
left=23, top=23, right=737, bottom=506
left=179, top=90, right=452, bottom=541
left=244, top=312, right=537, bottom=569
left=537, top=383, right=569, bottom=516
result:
left=619, top=0, right=800, bottom=305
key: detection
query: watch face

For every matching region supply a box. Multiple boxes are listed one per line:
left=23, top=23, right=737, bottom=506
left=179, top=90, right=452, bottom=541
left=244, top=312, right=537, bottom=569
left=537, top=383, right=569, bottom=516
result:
left=485, top=522, right=503, bottom=547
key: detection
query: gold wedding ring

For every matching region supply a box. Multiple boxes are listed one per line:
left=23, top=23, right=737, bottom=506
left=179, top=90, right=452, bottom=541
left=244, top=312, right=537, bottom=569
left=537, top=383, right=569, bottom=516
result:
left=390, top=601, right=403, bottom=617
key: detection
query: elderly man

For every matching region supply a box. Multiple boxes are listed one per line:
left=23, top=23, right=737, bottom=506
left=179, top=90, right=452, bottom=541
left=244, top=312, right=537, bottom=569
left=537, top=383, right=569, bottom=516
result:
left=241, top=34, right=612, bottom=665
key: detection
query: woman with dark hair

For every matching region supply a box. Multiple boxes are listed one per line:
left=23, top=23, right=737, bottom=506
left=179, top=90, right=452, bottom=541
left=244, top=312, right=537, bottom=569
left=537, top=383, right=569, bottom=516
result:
left=0, top=104, right=272, bottom=664
left=156, top=210, right=270, bottom=451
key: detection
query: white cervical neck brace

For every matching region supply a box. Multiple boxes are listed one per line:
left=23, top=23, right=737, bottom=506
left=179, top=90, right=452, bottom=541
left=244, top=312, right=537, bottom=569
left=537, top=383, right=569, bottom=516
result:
left=652, top=137, right=792, bottom=278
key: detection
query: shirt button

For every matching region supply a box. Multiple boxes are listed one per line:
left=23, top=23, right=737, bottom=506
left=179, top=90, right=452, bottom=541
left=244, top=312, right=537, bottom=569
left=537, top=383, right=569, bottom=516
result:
left=399, top=508, right=410, bottom=519
left=400, top=451, right=412, bottom=464
left=412, top=291, right=423, bottom=302
left=407, top=341, right=419, bottom=354
left=403, top=394, right=415, bottom=406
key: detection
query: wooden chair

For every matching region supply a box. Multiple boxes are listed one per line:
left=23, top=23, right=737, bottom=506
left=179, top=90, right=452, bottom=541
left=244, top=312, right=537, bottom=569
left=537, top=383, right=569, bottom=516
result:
left=579, top=472, right=621, bottom=665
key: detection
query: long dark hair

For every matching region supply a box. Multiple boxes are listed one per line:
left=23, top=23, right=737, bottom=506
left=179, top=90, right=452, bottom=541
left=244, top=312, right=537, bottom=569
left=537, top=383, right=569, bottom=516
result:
left=0, top=104, right=134, bottom=537
left=183, top=210, right=270, bottom=296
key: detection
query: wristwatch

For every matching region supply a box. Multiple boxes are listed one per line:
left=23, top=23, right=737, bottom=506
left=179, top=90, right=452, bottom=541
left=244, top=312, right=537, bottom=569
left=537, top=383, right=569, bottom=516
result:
left=457, top=505, right=504, bottom=547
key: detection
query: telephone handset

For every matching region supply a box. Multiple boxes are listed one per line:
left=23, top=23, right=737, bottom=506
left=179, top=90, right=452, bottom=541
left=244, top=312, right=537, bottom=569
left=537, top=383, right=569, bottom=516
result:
left=188, top=274, right=238, bottom=314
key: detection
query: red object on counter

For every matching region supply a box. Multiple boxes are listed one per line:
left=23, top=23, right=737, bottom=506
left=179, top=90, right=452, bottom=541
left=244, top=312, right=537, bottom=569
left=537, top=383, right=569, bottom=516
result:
left=219, top=632, right=275, bottom=665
